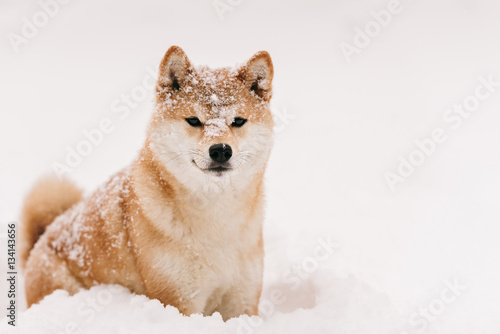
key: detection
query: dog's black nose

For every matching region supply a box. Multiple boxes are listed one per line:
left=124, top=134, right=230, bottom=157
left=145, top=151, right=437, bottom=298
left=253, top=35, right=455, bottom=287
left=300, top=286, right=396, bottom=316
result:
left=209, top=144, right=232, bottom=163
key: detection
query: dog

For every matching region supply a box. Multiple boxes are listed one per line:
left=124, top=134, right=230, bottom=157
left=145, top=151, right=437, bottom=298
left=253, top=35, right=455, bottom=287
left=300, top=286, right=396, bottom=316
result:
left=20, top=46, right=274, bottom=320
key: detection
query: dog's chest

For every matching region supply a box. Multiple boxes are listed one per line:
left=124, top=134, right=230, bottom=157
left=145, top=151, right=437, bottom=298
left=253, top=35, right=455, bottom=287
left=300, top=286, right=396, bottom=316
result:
left=150, top=204, right=256, bottom=295
left=135, top=182, right=263, bottom=313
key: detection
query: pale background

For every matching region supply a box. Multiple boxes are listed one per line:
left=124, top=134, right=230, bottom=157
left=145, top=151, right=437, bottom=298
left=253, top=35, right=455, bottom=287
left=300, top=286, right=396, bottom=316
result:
left=1, top=0, right=500, bottom=332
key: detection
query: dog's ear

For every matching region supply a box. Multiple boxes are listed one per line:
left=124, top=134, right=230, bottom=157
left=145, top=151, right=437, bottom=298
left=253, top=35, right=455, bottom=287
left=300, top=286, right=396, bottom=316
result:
left=158, top=46, right=192, bottom=92
left=238, top=51, right=274, bottom=101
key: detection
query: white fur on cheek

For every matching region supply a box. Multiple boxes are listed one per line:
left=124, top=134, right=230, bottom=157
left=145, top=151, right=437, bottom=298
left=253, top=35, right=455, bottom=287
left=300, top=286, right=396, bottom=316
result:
left=149, top=121, right=205, bottom=188
left=245, top=124, right=274, bottom=156
left=233, top=124, right=274, bottom=176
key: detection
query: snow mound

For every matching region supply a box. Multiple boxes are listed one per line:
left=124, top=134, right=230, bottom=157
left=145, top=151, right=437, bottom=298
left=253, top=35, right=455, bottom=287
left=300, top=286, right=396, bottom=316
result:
left=1, top=271, right=402, bottom=334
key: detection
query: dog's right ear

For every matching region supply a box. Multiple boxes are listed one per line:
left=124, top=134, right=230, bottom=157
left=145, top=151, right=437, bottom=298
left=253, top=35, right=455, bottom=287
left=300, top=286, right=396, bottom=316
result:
left=238, top=51, right=274, bottom=101
left=158, top=46, right=192, bottom=92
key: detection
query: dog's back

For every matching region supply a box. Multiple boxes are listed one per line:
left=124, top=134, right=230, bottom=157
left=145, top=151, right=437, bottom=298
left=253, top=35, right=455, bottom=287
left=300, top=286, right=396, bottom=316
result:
left=22, top=170, right=145, bottom=306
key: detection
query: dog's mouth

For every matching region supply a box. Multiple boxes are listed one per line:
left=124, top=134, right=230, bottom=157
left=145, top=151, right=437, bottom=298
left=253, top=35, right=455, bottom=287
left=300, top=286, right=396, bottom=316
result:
left=207, top=166, right=231, bottom=172
left=192, top=160, right=232, bottom=174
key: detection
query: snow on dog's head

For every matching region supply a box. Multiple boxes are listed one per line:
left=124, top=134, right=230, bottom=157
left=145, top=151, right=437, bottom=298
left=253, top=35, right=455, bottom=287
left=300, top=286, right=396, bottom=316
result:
left=146, top=46, right=274, bottom=190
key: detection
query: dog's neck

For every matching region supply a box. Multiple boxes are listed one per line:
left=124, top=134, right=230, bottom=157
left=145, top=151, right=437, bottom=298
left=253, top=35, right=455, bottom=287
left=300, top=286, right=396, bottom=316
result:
left=131, top=146, right=264, bottom=228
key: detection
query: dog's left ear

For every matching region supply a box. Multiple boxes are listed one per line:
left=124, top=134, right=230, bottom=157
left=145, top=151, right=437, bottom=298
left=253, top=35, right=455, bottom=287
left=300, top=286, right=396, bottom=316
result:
left=238, top=51, right=274, bottom=101
left=158, top=46, right=192, bottom=92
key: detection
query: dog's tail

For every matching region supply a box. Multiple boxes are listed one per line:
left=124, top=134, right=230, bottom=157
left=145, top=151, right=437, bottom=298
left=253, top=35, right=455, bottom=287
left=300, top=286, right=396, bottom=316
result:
left=20, top=176, right=83, bottom=270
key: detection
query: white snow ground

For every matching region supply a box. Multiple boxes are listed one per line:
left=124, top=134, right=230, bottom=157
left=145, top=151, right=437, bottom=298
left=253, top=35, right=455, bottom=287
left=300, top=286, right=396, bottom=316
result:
left=1, top=0, right=500, bottom=333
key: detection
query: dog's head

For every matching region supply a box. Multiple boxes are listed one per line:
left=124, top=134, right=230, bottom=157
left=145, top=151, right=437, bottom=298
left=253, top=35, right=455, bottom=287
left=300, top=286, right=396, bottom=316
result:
left=147, top=46, right=274, bottom=191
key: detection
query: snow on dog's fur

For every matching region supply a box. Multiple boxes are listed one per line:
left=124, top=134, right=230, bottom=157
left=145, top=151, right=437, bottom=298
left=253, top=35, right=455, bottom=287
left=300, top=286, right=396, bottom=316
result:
left=20, top=46, right=274, bottom=320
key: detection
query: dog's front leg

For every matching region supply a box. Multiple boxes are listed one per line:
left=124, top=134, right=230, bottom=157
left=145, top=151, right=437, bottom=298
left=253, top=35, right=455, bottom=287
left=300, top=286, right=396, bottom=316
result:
left=216, top=258, right=263, bottom=321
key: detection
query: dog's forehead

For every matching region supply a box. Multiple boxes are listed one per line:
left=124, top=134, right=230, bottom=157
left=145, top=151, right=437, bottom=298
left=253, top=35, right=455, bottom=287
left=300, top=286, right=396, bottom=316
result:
left=188, top=66, right=244, bottom=106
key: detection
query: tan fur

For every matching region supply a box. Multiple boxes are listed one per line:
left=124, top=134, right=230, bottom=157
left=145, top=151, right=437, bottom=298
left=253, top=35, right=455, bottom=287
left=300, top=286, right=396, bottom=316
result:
left=20, top=176, right=83, bottom=270
left=21, top=46, right=274, bottom=320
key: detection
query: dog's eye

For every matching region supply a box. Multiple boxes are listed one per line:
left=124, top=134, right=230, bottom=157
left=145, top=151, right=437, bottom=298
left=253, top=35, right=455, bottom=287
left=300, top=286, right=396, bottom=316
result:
left=185, top=117, right=202, bottom=127
left=231, top=117, right=247, bottom=127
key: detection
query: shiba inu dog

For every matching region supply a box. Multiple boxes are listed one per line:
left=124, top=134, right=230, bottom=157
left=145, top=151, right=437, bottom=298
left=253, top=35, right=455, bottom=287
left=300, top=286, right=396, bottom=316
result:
left=20, top=46, right=274, bottom=320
